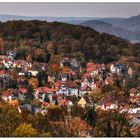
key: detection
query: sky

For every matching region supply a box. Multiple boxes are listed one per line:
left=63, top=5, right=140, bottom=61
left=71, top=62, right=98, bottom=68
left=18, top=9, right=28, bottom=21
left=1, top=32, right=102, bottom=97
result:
left=0, top=3, right=140, bottom=17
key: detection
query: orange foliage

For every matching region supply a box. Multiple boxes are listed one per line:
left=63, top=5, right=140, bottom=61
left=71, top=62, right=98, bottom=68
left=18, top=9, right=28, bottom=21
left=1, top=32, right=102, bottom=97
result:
left=62, top=67, right=71, bottom=73
left=28, top=77, right=39, bottom=88
left=66, top=117, right=93, bottom=137
left=50, top=64, right=60, bottom=73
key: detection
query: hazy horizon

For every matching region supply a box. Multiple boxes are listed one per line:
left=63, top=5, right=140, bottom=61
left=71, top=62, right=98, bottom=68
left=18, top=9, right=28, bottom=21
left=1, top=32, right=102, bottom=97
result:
left=0, top=3, right=139, bottom=18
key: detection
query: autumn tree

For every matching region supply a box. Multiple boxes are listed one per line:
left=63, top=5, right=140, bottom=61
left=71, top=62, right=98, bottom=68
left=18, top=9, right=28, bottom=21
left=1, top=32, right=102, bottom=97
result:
left=47, top=106, right=65, bottom=122
left=91, top=87, right=103, bottom=102
left=49, top=64, right=61, bottom=74
left=13, top=123, right=37, bottom=137
left=0, top=104, right=21, bottom=137
left=65, top=117, right=93, bottom=137
left=28, top=77, right=39, bottom=89
left=71, top=105, right=85, bottom=118
left=94, top=110, right=132, bottom=137
left=32, top=113, right=50, bottom=135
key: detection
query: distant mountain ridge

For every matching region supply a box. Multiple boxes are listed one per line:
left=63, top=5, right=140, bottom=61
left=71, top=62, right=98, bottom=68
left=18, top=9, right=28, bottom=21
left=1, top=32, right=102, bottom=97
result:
left=98, top=15, right=140, bottom=31
left=80, top=15, right=140, bottom=43
left=0, top=14, right=96, bottom=23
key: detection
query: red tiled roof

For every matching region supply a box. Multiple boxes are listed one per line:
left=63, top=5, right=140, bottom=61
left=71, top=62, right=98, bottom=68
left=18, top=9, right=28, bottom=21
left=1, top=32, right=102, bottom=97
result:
left=0, top=70, right=8, bottom=75
left=35, top=87, right=56, bottom=94
left=87, top=62, right=94, bottom=67
left=19, top=88, right=27, bottom=94
left=82, top=73, right=90, bottom=78
left=42, top=102, right=50, bottom=107
left=2, top=88, right=14, bottom=97
left=54, top=80, right=77, bottom=89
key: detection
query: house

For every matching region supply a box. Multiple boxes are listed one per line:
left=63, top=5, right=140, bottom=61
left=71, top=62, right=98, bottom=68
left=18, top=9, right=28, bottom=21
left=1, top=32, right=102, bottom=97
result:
left=79, top=86, right=92, bottom=97
left=32, top=63, right=47, bottom=71
left=34, top=86, right=56, bottom=103
left=128, top=108, right=140, bottom=114
left=28, top=70, right=39, bottom=77
left=0, top=70, right=9, bottom=78
left=102, top=103, right=118, bottom=110
left=69, top=58, right=79, bottom=68
left=58, top=98, right=73, bottom=107
left=110, top=63, right=130, bottom=77
left=56, top=84, right=69, bottom=96
left=14, top=60, right=32, bottom=70
left=66, top=100, right=73, bottom=107
left=95, top=102, right=118, bottom=110
left=129, top=87, right=140, bottom=104
left=55, top=80, right=79, bottom=96
left=1, top=88, right=14, bottom=101
left=110, top=63, right=124, bottom=75
left=2, top=57, right=14, bottom=69
left=18, top=87, right=27, bottom=101
left=110, top=64, right=117, bottom=74
left=18, top=104, right=43, bottom=115
left=60, top=57, right=70, bottom=68
left=86, top=62, right=98, bottom=75
left=6, top=50, right=16, bottom=58
left=81, top=74, right=96, bottom=91
left=104, top=75, right=114, bottom=85
left=127, top=67, right=133, bottom=78
left=119, top=103, right=130, bottom=113
left=78, top=96, right=91, bottom=108
left=42, top=102, right=51, bottom=108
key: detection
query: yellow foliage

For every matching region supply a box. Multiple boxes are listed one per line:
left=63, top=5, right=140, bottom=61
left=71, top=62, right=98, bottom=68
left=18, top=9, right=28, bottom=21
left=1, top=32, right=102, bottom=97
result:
left=13, top=123, right=37, bottom=137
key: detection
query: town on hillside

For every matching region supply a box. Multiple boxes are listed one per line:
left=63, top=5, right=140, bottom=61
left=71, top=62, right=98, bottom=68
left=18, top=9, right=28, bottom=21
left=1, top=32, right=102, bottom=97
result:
left=0, top=50, right=140, bottom=137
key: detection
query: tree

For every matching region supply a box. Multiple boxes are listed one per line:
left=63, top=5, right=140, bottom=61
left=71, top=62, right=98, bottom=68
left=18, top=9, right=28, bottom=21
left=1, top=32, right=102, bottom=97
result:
left=31, top=98, right=42, bottom=107
left=39, top=132, right=52, bottom=137
left=94, top=110, right=132, bottom=137
left=47, top=106, right=65, bottom=122
left=25, top=85, right=34, bottom=103
left=28, top=77, right=39, bottom=89
left=0, top=104, right=21, bottom=137
left=91, top=87, right=103, bottom=102
left=13, top=123, right=37, bottom=137
left=37, top=71, right=48, bottom=86
left=71, top=105, right=85, bottom=118
left=84, top=107, right=97, bottom=127
left=32, top=113, right=50, bottom=134
left=130, top=125, right=140, bottom=137
left=49, top=64, right=61, bottom=74
left=44, top=94, right=50, bottom=103
left=66, top=117, right=93, bottom=137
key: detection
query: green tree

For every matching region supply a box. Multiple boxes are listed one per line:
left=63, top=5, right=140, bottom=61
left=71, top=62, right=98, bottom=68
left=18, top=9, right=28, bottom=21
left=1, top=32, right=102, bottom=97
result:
left=25, top=85, right=34, bottom=103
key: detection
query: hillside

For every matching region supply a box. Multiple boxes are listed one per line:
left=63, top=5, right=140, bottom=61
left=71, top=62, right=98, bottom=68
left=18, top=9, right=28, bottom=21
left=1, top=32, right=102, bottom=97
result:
left=1, top=14, right=140, bottom=42
left=0, top=20, right=139, bottom=66
left=80, top=19, right=140, bottom=43
left=112, top=15, right=140, bottom=31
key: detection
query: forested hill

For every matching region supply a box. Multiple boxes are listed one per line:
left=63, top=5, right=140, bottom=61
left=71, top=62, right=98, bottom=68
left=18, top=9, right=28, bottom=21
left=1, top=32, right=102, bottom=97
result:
left=0, top=20, right=139, bottom=67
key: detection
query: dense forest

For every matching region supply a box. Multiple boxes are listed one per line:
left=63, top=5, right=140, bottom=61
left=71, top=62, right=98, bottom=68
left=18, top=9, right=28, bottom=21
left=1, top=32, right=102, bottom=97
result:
left=0, top=20, right=139, bottom=68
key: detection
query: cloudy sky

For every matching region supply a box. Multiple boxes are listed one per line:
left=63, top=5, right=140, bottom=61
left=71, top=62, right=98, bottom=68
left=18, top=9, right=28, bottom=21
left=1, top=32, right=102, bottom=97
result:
left=0, top=3, right=139, bottom=17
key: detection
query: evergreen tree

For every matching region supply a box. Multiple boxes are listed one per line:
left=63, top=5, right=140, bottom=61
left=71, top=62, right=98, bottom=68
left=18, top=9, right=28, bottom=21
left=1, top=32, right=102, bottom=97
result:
left=25, top=85, right=34, bottom=104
